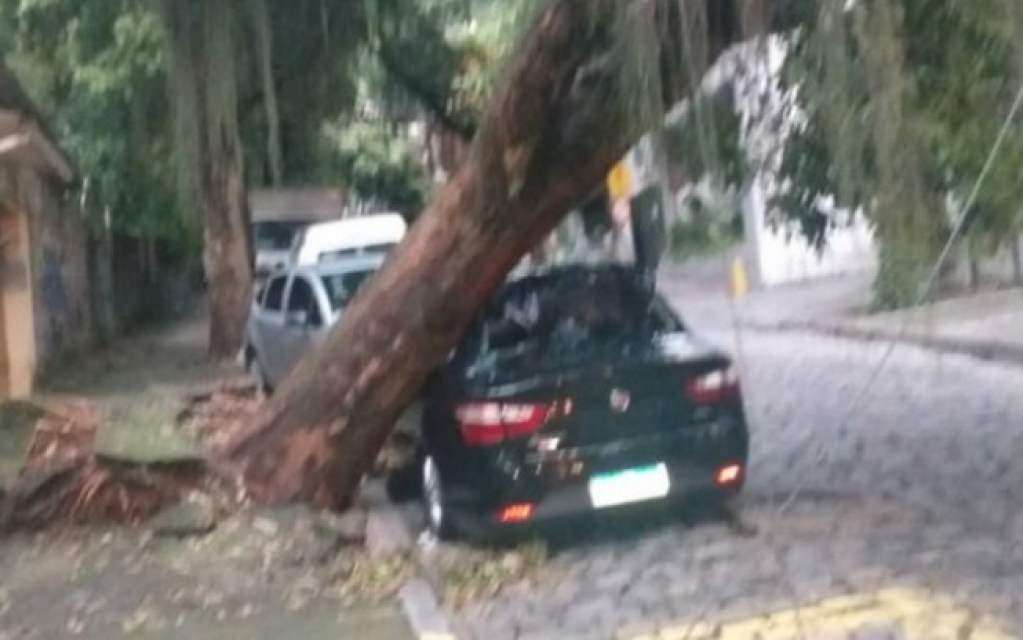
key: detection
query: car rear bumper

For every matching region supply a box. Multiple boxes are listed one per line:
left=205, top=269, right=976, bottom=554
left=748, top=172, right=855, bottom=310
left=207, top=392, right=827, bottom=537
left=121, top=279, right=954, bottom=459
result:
left=445, top=451, right=747, bottom=542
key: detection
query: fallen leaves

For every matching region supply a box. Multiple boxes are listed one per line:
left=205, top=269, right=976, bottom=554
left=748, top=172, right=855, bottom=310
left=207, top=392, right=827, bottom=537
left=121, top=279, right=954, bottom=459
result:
left=120, top=603, right=167, bottom=634
left=179, top=382, right=261, bottom=455
left=429, top=540, right=549, bottom=607
left=329, top=550, right=414, bottom=606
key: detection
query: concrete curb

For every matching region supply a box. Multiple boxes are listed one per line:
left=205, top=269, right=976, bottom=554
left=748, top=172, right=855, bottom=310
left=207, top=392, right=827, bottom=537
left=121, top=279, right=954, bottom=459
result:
left=366, top=503, right=414, bottom=556
left=398, top=578, right=458, bottom=640
left=749, top=319, right=1023, bottom=367
left=364, top=486, right=463, bottom=639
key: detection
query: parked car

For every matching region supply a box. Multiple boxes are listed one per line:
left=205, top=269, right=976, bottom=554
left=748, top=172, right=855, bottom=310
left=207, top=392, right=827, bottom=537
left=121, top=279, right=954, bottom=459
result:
left=245, top=255, right=384, bottom=391
left=400, top=264, right=750, bottom=541
left=252, top=219, right=313, bottom=280
left=291, top=213, right=407, bottom=266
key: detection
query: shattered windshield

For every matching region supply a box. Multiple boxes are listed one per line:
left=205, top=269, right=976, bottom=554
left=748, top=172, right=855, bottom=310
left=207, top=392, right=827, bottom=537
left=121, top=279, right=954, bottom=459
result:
left=473, top=268, right=678, bottom=369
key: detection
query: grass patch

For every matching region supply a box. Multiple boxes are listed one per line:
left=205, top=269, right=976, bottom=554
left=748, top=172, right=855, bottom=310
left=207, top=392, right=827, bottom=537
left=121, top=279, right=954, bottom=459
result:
left=0, top=401, right=44, bottom=487
left=95, top=396, right=201, bottom=465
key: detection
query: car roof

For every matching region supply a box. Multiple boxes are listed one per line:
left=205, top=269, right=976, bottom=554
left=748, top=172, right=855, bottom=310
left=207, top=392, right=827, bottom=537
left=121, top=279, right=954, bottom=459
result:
left=263, top=254, right=385, bottom=281
left=293, top=214, right=407, bottom=265
left=307, top=254, right=387, bottom=276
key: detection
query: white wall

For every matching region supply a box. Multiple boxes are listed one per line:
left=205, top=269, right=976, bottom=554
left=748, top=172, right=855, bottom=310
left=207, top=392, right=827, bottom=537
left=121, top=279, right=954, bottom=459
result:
left=722, top=37, right=878, bottom=288
left=742, top=177, right=876, bottom=288
left=629, top=35, right=880, bottom=288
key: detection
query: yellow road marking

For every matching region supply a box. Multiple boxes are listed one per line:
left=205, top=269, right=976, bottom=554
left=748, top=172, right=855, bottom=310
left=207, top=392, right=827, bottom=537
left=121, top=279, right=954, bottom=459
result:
left=625, top=587, right=1015, bottom=640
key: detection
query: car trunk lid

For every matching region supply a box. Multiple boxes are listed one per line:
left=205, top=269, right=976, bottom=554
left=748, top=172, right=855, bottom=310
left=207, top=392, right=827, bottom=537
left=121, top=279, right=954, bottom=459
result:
left=467, top=333, right=733, bottom=450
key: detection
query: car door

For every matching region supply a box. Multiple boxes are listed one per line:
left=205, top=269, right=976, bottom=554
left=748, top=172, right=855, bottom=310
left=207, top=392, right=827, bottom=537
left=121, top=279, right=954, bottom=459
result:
left=255, top=274, right=289, bottom=386
left=278, top=275, right=323, bottom=378
left=308, top=275, right=334, bottom=347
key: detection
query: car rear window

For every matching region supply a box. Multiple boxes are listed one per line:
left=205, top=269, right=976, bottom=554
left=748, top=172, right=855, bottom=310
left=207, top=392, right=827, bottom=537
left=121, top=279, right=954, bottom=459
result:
left=321, top=269, right=376, bottom=312
left=470, top=268, right=681, bottom=365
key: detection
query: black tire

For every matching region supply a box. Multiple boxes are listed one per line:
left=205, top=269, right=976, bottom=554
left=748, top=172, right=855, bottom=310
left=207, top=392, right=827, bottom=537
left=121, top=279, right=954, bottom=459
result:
left=421, top=455, right=456, bottom=540
left=385, top=457, right=423, bottom=503
left=246, top=350, right=272, bottom=396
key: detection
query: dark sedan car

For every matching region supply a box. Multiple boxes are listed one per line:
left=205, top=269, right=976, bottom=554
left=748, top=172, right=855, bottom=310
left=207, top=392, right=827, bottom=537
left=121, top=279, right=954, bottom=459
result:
left=403, top=265, right=749, bottom=541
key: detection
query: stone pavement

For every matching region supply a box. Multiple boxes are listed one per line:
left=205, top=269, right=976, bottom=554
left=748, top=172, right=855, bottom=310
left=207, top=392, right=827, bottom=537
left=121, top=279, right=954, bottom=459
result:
left=448, top=331, right=1023, bottom=640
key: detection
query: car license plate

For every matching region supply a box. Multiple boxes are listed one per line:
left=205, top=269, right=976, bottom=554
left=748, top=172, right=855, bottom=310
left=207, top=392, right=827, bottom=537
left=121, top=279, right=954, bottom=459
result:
left=588, top=463, right=670, bottom=509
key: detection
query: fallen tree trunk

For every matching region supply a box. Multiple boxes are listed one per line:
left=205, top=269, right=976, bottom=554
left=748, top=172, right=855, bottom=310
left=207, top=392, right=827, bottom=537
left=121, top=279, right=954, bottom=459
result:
left=226, top=0, right=761, bottom=510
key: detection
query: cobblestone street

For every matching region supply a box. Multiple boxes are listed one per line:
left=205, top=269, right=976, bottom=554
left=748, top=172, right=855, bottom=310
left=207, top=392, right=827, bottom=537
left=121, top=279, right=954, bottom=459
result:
left=451, top=326, right=1023, bottom=640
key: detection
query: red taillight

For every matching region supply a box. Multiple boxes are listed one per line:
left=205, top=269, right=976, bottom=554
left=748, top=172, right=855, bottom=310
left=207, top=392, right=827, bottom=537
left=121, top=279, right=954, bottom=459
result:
left=686, top=367, right=741, bottom=404
left=456, top=402, right=548, bottom=446
left=716, top=464, right=742, bottom=485
left=497, top=503, right=534, bottom=523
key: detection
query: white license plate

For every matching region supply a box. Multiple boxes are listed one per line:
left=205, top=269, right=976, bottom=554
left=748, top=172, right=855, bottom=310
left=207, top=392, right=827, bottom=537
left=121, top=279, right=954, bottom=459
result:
left=588, top=463, right=671, bottom=509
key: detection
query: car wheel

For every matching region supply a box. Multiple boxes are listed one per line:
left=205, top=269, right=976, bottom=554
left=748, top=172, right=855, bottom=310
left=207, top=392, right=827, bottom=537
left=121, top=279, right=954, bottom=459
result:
left=386, top=455, right=423, bottom=503
left=422, top=455, right=455, bottom=540
left=247, top=352, right=271, bottom=396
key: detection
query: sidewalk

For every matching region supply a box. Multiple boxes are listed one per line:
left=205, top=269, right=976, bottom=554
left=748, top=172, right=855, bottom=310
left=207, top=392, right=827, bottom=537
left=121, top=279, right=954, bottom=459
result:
left=657, top=260, right=873, bottom=333
left=658, top=259, right=1023, bottom=366
left=766, top=287, right=1023, bottom=366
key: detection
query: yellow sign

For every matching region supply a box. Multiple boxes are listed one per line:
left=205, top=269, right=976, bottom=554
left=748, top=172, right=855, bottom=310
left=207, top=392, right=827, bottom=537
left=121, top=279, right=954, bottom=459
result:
left=729, top=256, right=748, bottom=298
left=607, top=161, right=632, bottom=201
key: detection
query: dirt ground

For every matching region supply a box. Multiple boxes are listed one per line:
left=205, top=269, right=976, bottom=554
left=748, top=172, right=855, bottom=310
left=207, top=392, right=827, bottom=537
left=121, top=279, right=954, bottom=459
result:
left=0, top=310, right=414, bottom=640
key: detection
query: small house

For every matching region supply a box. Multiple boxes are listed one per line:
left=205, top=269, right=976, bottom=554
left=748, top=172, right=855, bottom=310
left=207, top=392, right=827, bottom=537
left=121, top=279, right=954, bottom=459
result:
left=0, top=61, right=91, bottom=397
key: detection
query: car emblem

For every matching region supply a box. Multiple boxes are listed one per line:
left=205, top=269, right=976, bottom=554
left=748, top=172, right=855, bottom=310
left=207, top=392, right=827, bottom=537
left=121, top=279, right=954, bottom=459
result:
left=609, top=388, right=631, bottom=413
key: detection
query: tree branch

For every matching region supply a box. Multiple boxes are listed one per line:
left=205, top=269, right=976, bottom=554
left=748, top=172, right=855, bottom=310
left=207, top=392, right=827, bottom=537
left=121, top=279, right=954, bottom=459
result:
left=376, top=45, right=477, bottom=141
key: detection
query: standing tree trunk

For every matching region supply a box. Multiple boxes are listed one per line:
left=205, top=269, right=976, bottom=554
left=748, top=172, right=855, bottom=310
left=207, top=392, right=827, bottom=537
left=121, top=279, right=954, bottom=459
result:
left=968, top=239, right=982, bottom=292
left=251, top=0, right=284, bottom=187
left=226, top=0, right=755, bottom=510
left=161, top=0, right=254, bottom=358
left=1010, top=232, right=1023, bottom=286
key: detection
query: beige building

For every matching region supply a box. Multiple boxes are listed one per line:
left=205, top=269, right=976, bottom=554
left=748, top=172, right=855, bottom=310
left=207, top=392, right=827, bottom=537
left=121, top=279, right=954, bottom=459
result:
left=0, top=62, right=91, bottom=397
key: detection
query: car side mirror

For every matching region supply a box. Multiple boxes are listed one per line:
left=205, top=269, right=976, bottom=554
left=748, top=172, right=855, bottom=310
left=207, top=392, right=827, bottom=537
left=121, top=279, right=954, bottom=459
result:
left=285, top=310, right=308, bottom=327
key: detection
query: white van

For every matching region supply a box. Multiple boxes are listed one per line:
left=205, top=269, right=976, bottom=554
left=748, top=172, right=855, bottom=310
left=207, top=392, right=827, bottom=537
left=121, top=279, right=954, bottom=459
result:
left=291, top=213, right=407, bottom=266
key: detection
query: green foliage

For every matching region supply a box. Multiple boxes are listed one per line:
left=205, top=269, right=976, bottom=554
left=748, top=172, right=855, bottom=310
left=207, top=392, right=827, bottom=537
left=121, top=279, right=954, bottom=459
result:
left=771, top=118, right=843, bottom=252
left=663, top=89, right=746, bottom=190
left=3, top=0, right=192, bottom=253
left=322, top=119, right=428, bottom=218
left=775, top=0, right=1023, bottom=307
left=368, top=0, right=539, bottom=137
left=242, top=0, right=363, bottom=184
left=668, top=199, right=743, bottom=259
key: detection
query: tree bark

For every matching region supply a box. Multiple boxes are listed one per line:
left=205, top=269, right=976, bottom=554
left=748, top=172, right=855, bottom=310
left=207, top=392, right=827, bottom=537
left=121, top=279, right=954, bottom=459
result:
left=161, top=0, right=254, bottom=358
left=226, top=0, right=755, bottom=510
left=251, top=0, right=284, bottom=186
left=203, top=13, right=254, bottom=359
left=1010, top=233, right=1023, bottom=286
left=203, top=165, right=252, bottom=358
left=968, top=240, right=981, bottom=292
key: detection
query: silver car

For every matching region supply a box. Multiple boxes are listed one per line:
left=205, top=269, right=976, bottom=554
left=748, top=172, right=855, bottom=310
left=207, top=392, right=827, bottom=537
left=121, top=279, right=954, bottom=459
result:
left=244, top=255, right=384, bottom=392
